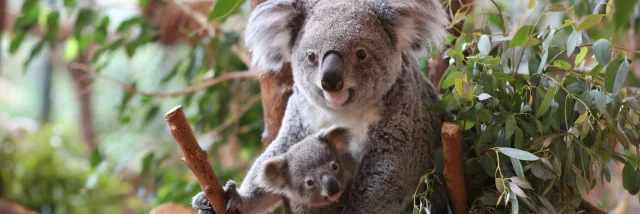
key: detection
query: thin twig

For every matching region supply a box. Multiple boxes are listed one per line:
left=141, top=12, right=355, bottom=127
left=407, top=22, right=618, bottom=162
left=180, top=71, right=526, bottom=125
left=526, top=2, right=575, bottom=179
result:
left=172, top=0, right=217, bottom=37
left=489, top=0, right=507, bottom=36
left=68, top=63, right=258, bottom=98
left=209, top=94, right=262, bottom=137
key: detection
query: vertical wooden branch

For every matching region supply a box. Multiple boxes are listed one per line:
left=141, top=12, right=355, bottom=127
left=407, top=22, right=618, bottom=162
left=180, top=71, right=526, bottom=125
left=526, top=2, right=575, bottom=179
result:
left=164, top=106, right=228, bottom=214
left=442, top=122, right=468, bottom=214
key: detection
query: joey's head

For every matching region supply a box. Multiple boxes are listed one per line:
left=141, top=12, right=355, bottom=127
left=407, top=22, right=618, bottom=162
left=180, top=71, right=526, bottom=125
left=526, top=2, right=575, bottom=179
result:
left=256, top=126, right=353, bottom=207
left=245, top=0, right=448, bottom=111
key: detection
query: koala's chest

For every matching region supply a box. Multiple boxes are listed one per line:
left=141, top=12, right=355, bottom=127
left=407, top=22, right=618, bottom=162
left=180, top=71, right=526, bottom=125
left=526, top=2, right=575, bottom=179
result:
left=303, top=105, right=380, bottom=162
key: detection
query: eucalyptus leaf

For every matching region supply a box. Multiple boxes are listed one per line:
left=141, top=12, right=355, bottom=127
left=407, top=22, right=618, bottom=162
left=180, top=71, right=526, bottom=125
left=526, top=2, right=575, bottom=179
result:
left=576, top=14, right=604, bottom=31
left=536, top=86, right=557, bottom=118
left=497, top=147, right=540, bottom=161
left=593, top=39, right=611, bottom=65
left=566, top=30, right=579, bottom=56
left=612, top=57, right=629, bottom=95
left=479, top=35, right=491, bottom=55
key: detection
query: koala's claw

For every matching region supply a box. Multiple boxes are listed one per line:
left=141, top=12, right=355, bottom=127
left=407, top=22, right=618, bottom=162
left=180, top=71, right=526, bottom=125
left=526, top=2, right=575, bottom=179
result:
left=192, top=192, right=214, bottom=214
left=224, top=180, right=242, bottom=214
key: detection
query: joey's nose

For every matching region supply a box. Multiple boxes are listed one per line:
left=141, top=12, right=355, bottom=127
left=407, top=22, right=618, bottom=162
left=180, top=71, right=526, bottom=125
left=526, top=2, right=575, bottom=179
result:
left=321, top=52, right=344, bottom=92
left=321, top=175, right=340, bottom=197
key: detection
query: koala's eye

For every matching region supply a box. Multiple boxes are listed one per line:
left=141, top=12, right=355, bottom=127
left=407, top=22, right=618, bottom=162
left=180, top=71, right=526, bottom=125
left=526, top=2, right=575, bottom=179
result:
left=306, top=52, right=318, bottom=65
left=332, top=163, right=339, bottom=171
left=306, top=179, right=315, bottom=186
left=355, top=49, right=367, bottom=61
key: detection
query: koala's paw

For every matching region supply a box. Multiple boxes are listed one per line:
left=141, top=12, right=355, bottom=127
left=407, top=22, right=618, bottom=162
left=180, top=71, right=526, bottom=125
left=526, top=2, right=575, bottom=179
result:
left=191, top=192, right=214, bottom=214
left=224, top=180, right=243, bottom=214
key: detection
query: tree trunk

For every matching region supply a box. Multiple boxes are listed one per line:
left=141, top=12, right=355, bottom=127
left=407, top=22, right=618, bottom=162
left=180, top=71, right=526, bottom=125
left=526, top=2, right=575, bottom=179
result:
left=68, top=52, right=96, bottom=150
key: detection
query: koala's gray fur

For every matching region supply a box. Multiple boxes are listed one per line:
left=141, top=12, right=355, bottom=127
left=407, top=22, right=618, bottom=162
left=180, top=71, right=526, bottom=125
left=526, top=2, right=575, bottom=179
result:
left=193, top=0, right=449, bottom=213
left=256, top=126, right=357, bottom=213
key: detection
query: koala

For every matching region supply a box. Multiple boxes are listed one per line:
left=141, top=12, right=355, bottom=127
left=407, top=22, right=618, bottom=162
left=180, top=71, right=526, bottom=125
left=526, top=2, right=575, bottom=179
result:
left=192, top=126, right=357, bottom=214
left=193, top=0, right=449, bottom=213
left=256, top=126, right=357, bottom=213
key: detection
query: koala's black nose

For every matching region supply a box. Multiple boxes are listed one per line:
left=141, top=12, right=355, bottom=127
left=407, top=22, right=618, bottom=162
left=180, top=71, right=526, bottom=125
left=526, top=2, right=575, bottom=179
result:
left=321, top=175, right=340, bottom=197
left=320, top=52, right=344, bottom=92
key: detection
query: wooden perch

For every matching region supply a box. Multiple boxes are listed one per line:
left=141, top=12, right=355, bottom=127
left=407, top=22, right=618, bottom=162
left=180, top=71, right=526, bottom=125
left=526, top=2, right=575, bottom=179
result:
left=442, top=122, right=468, bottom=214
left=164, top=105, right=229, bottom=214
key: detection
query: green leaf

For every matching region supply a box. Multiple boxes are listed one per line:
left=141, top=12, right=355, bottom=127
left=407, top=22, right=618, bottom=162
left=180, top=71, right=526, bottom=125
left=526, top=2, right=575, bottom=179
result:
left=64, top=0, right=76, bottom=7
left=566, top=30, right=579, bottom=57
left=575, top=47, right=588, bottom=65
left=537, top=51, right=548, bottom=74
left=593, top=39, right=611, bottom=65
left=576, top=175, right=588, bottom=195
left=496, top=178, right=506, bottom=193
left=497, top=147, right=540, bottom=161
left=458, top=120, right=475, bottom=130
left=209, top=0, right=240, bottom=20
left=613, top=57, right=630, bottom=95
left=605, top=55, right=625, bottom=93
left=75, top=8, right=96, bottom=30
left=536, top=194, right=558, bottom=214
left=505, top=115, right=517, bottom=139
left=90, top=147, right=103, bottom=168
left=10, top=32, right=27, bottom=54
left=144, top=105, right=160, bottom=124
left=46, top=11, right=60, bottom=46
left=141, top=152, right=155, bottom=176
left=536, top=86, right=557, bottom=118
left=440, top=72, right=462, bottom=89
left=510, top=176, right=532, bottom=189
left=553, top=60, right=571, bottom=70
left=117, top=16, right=144, bottom=33
left=510, top=25, right=532, bottom=48
left=575, top=14, right=604, bottom=31
left=64, top=37, right=80, bottom=61
left=24, top=39, right=46, bottom=67
left=542, top=28, right=556, bottom=51
left=139, top=0, right=151, bottom=6
left=530, top=162, right=558, bottom=180
left=613, top=0, right=638, bottom=30
left=514, top=128, right=524, bottom=149
left=622, top=164, right=640, bottom=195
left=478, top=35, right=491, bottom=55
left=511, top=158, right=526, bottom=180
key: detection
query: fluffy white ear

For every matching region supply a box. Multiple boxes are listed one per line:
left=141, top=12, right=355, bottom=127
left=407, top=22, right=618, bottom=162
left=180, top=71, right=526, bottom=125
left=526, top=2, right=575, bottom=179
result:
left=318, top=126, right=351, bottom=153
left=244, top=0, right=305, bottom=71
left=370, top=0, right=449, bottom=55
left=256, top=157, right=288, bottom=192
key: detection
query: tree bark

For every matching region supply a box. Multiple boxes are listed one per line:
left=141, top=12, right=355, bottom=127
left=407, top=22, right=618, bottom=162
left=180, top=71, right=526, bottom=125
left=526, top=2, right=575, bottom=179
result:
left=430, top=0, right=475, bottom=89
left=164, top=106, right=234, bottom=214
left=68, top=52, right=96, bottom=150
left=442, top=122, right=468, bottom=214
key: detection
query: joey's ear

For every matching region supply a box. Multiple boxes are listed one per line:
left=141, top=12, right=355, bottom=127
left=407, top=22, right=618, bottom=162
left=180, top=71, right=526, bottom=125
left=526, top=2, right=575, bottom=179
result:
left=369, top=0, right=449, bottom=55
left=257, top=157, right=288, bottom=191
left=318, top=126, right=351, bottom=153
left=244, top=0, right=305, bottom=71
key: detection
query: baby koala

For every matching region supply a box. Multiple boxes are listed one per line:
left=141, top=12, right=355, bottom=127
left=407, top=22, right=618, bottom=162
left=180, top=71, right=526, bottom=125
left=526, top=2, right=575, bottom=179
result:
left=256, top=126, right=357, bottom=213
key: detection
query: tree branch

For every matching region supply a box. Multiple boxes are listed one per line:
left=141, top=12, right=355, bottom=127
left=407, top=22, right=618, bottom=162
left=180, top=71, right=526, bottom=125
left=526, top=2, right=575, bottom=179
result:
left=164, top=105, right=227, bottom=214
left=442, top=122, right=468, bottom=214
left=67, top=63, right=258, bottom=98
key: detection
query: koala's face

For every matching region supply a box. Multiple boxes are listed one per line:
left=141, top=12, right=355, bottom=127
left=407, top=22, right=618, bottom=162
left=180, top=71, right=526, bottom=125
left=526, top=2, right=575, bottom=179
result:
left=258, top=127, right=352, bottom=207
left=245, top=0, right=448, bottom=111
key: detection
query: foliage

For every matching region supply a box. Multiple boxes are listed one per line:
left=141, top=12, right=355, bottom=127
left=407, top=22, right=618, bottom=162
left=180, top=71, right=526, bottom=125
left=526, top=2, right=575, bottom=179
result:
left=0, top=124, right=136, bottom=213
left=421, top=0, right=640, bottom=213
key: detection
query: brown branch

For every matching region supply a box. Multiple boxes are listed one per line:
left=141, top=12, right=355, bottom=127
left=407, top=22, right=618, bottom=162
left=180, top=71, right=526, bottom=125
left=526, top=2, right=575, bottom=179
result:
left=164, top=105, right=227, bottom=214
left=442, top=122, right=468, bottom=214
left=67, top=63, right=258, bottom=98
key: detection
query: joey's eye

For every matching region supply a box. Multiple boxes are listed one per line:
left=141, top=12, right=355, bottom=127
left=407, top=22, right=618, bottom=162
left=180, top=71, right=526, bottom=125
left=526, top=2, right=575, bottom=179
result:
left=306, top=180, right=315, bottom=186
left=355, top=49, right=367, bottom=61
left=307, top=52, right=318, bottom=65
left=332, top=163, right=339, bottom=171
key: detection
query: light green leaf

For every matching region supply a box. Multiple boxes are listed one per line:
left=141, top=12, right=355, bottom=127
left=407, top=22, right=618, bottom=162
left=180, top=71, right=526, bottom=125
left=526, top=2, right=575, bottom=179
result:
left=509, top=182, right=528, bottom=198
left=511, top=158, right=526, bottom=180
left=576, top=14, right=604, bottom=31
left=497, top=147, right=540, bottom=161
left=542, top=28, right=555, bottom=51
left=441, top=72, right=462, bottom=89
left=536, top=86, right=557, bottom=118
left=458, top=120, right=475, bottom=130
left=537, top=194, right=558, bottom=214
left=537, top=51, right=548, bottom=74
left=547, top=3, right=566, bottom=12
left=64, top=37, right=79, bottom=61
left=566, top=30, right=579, bottom=56
left=574, top=112, right=588, bottom=124
left=593, top=39, right=611, bottom=65
left=613, top=57, right=630, bottom=95
left=576, top=175, right=588, bottom=195
left=510, top=25, right=532, bottom=48
left=209, top=0, right=240, bottom=20
left=478, top=35, right=491, bottom=55
left=553, top=60, right=571, bottom=70
left=605, top=55, right=625, bottom=93
left=575, top=47, right=588, bottom=64
left=510, top=176, right=532, bottom=189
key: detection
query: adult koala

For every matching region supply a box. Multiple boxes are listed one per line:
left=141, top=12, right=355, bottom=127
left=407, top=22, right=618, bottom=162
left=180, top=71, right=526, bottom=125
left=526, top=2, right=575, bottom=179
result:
left=193, top=0, right=449, bottom=213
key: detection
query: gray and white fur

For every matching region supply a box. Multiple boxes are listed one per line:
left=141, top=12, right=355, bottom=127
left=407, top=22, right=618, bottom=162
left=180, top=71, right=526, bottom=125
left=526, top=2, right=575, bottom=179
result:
left=193, top=0, right=449, bottom=213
